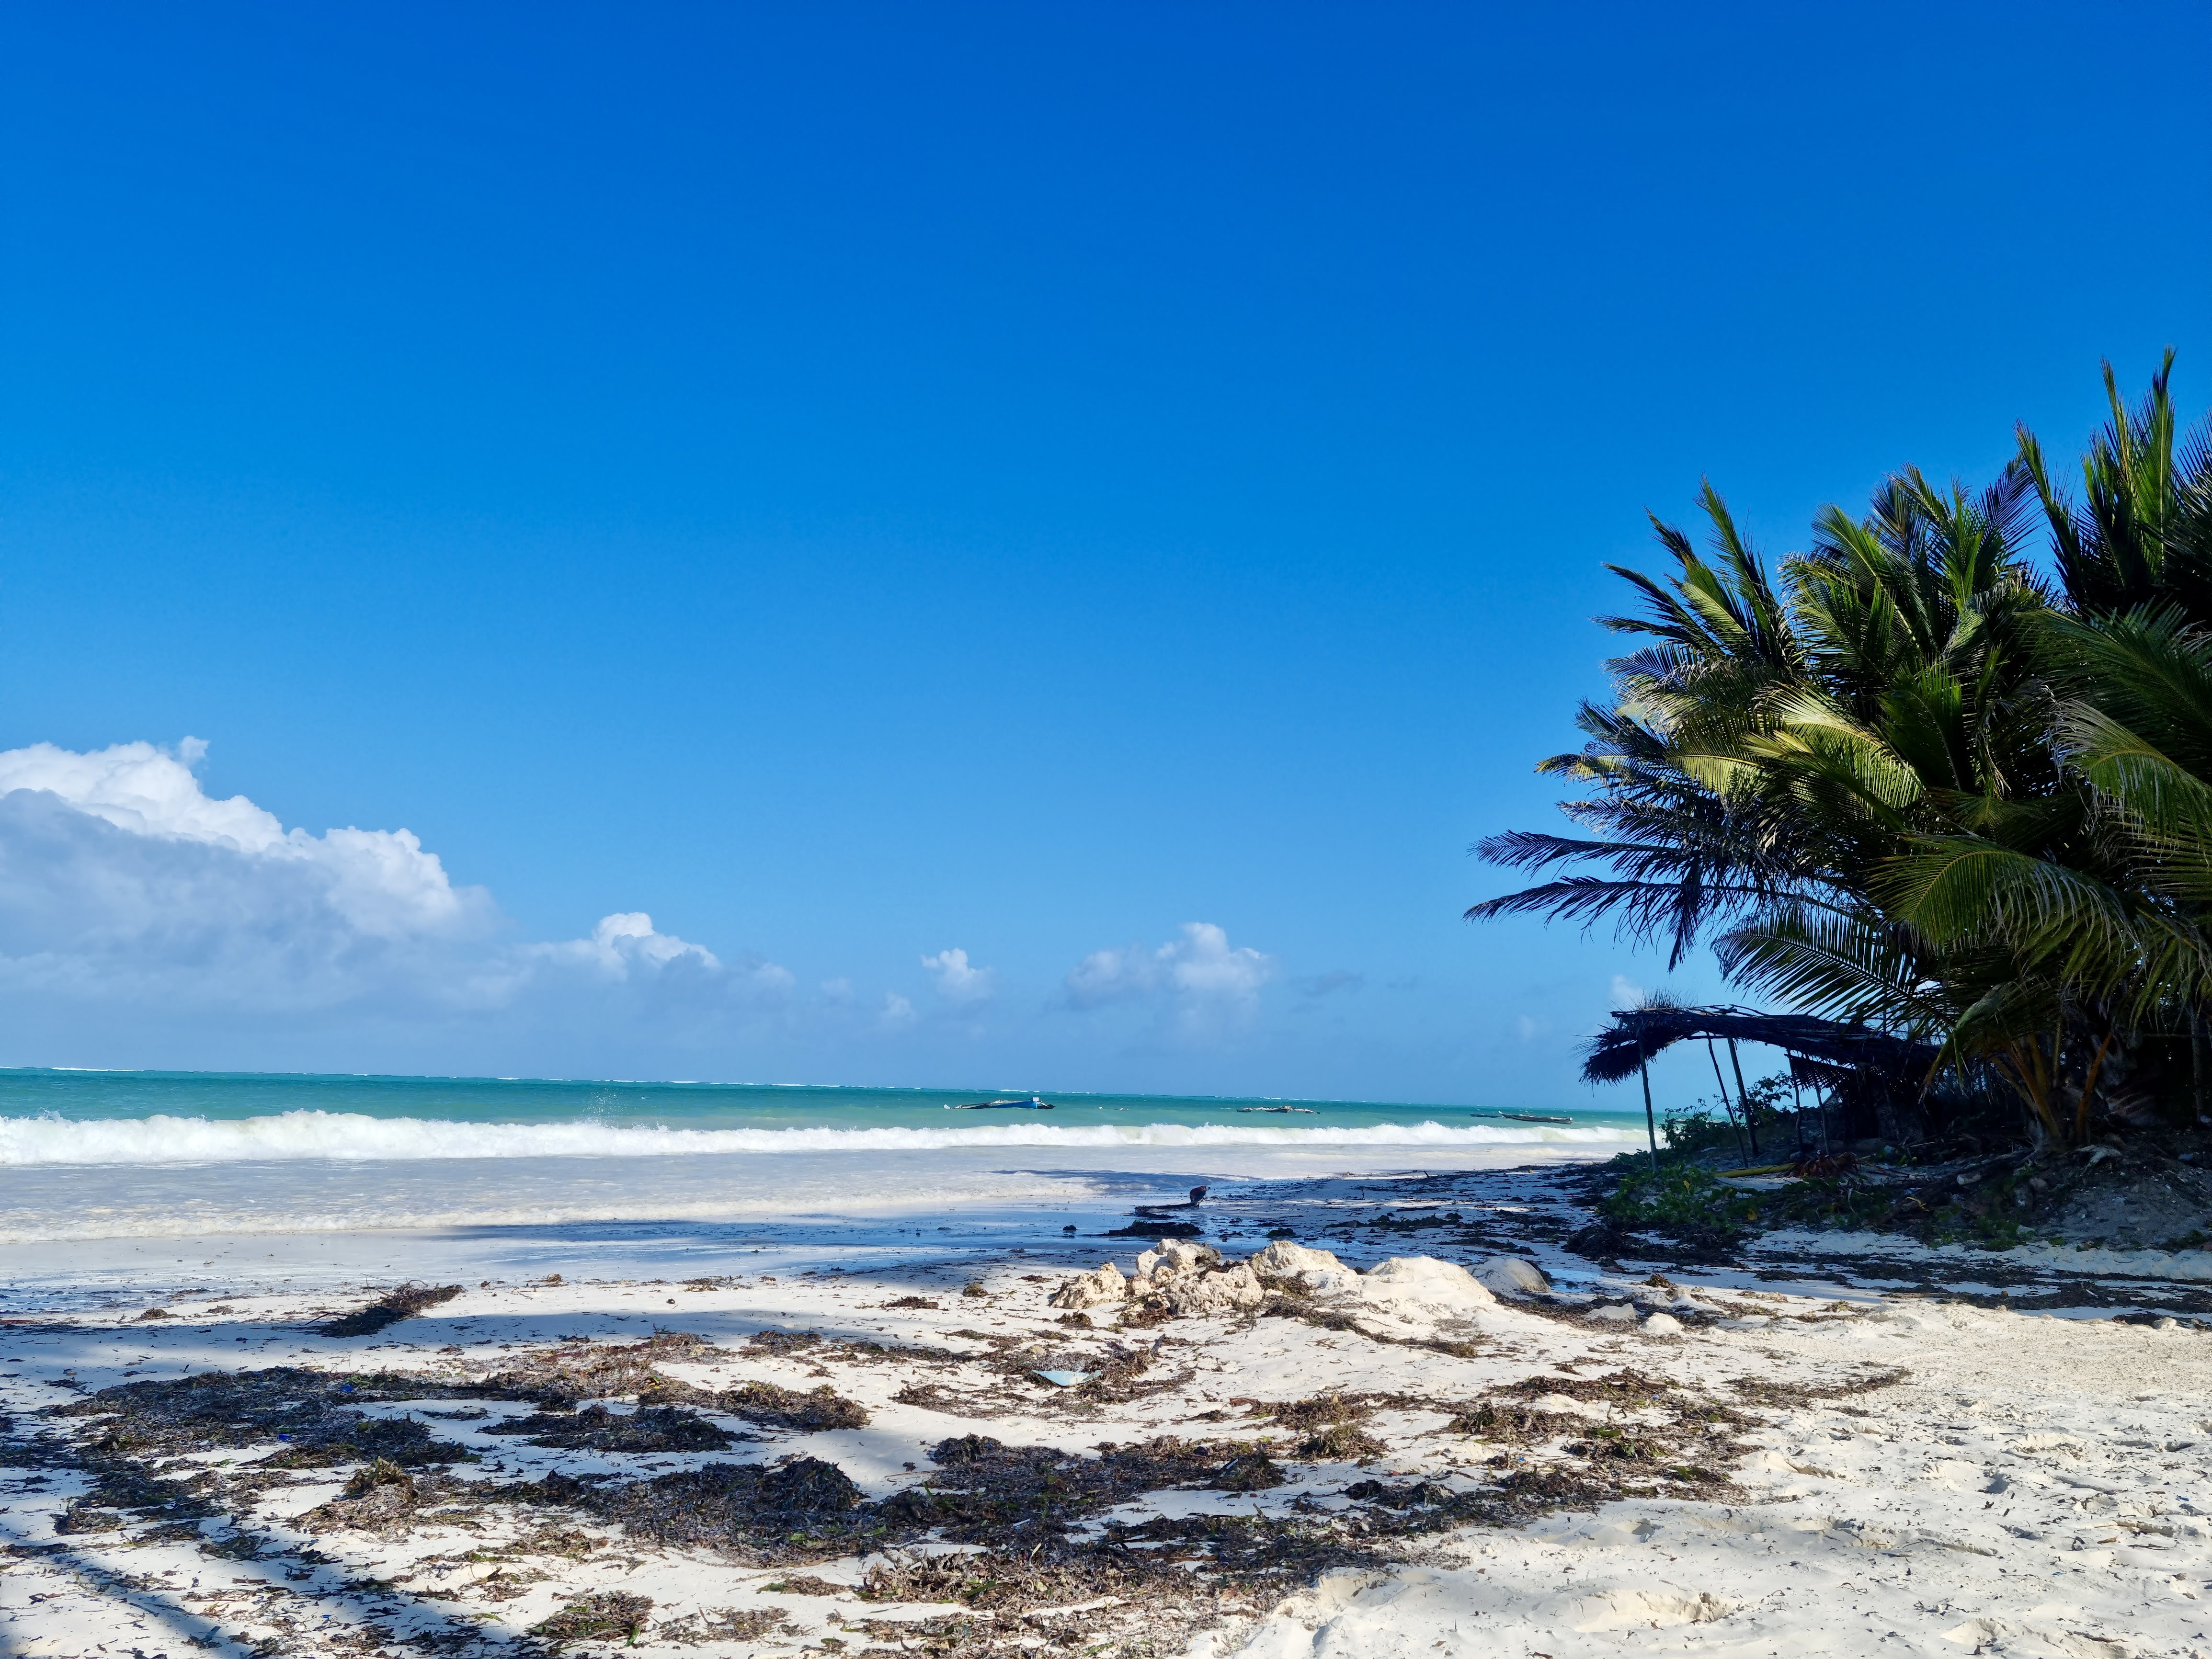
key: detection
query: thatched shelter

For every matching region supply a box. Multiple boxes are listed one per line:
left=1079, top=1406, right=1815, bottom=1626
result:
left=1583, top=1004, right=1939, bottom=1147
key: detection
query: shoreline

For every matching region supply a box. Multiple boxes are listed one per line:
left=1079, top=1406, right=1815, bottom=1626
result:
left=0, top=1146, right=1634, bottom=1300
left=0, top=1136, right=1638, bottom=1256
left=0, top=1161, right=2205, bottom=1657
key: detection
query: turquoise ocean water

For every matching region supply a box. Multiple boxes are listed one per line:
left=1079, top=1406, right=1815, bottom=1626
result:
left=0, top=1069, right=1645, bottom=1245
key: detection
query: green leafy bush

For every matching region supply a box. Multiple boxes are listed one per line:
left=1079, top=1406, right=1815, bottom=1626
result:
left=1761, top=1177, right=1897, bottom=1232
left=1660, top=1108, right=1735, bottom=1154
left=1599, top=1165, right=1757, bottom=1244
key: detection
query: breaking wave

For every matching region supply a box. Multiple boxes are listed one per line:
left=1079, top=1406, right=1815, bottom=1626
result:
left=0, top=1110, right=1637, bottom=1167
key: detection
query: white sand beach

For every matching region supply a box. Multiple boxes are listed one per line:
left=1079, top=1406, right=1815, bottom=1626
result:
left=12, top=11, right=2206, bottom=1659
left=0, top=1162, right=2206, bottom=1659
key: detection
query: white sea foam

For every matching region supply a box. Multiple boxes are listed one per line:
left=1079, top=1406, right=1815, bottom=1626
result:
left=0, top=1110, right=1637, bottom=1167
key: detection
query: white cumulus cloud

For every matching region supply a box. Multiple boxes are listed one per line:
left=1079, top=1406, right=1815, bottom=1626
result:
left=0, top=739, right=479, bottom=945
left=1063, top=922, right=1275, bottom=1043
left=920, top=946, right=993, bottom=1005
left=530, top=912, right=721, bottom=977
left=0, top=739, right=792, bottom=1043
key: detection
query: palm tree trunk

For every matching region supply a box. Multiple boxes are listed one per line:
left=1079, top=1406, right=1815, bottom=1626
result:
left=2193, top=1009, right=2207, bottom=1127
left=2073, top=1027, right=2115, bottom=1142
left=2003, top=1037, right=2064, bottom=1149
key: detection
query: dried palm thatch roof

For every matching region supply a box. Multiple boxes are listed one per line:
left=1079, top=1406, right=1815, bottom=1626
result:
left=1581, top=1004, right=1935, bottom=1086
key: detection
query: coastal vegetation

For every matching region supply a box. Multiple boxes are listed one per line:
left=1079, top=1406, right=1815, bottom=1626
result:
left=1473, top=354, right=2212, bottom=1154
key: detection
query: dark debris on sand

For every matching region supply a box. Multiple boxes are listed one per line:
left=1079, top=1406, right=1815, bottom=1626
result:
left=488, top=1402, right=752, bottom=1452
left=50, top=1366, right=478, bottom=1473
left=318, top=1281, right=464, bottom=1338
left=11, top=1304, right=1914, bottom=1659
left=744, top=1326, right=962, bottom=1367
left=479, top=1329, right=730, bottom=1405
left=713, top=1380, right=869, bottom=1431
left=1243, top=1392, right=1397, bottom=1462
left=530, top=1589, right=655, bottom=1648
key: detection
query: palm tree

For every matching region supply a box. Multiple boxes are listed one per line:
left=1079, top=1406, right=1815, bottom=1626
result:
left=2019, top=351, right=2212, bottom=624
left=1470, top=485, right=1830, bottom=972
left=1877, top=361, right=2212, bottom=1139
left=1474, top=462, right=2053, bottom=1016
left=1881, top=605, right=2212, bottom=1138
left=1472, top=358, right=2212, bottom=1148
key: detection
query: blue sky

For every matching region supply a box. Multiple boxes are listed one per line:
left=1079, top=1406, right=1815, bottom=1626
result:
left=0, top=3, right=2207, bottom=1105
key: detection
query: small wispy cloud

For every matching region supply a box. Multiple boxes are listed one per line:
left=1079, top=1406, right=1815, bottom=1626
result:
left=1063, top=922, right=1276, bottom=1044
left=1610, top=973, right=1647, bottom=1010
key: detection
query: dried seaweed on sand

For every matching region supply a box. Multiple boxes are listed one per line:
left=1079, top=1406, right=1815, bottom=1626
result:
left=530, top=1590, right=654, bottom=1648
left=487, top=1402, right=748, bottom=1452
left=317, top=1281, right=462, bottom=1338
left=714, top=1379, right=869, bottom=1431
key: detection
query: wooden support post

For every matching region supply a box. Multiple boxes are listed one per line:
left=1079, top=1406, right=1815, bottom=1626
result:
left=1706, top=1038, right=1748, bottom=1165
left=1640, top=1050, right=1659, bottom=1170
left=1726, top=1037, right=1759, bottom=1155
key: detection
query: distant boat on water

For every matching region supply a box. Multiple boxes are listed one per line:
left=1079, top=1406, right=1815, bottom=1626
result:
left=1470, top=1109, right=1574, bottom=1125
left=945, top=1096, right=1055, bottom=1111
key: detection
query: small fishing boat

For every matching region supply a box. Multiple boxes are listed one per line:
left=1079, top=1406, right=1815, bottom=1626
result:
left=1469, top=1109, right=1574, bottom=1125
left=945, top=1096, right=1055, bottom=1111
